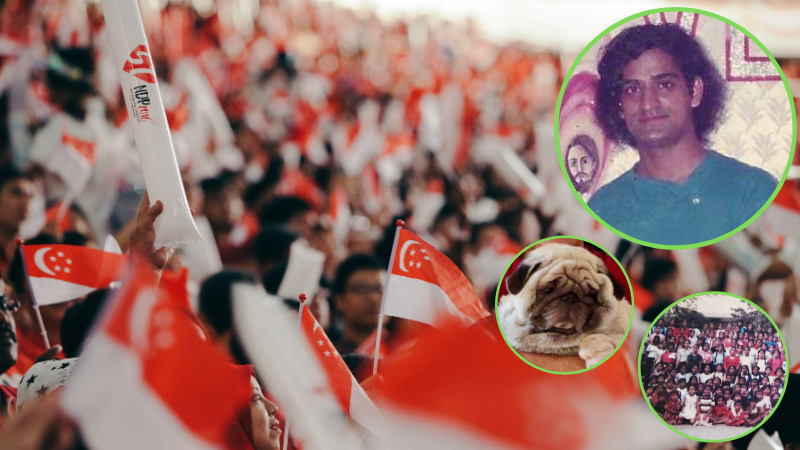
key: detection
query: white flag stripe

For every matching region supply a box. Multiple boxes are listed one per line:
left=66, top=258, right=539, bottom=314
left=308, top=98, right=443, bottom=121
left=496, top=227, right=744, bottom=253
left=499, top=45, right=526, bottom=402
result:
left=46, top=141, right=93, bottom=194
left=29, top=276, right=97, bottom=305
left=759, top=203, right=800, bottom=241
left=384, top=275, right=475, bottom=328
left=277, top=240, right=325, bottom=300
left=375, top=407, right=525, bottom=450
left=104, top=235, right=122, bottom=254
left=377, top=398, right=690, bottom=450
left=62, top=333, right=217, bottom=450
left=348, top=376, right=385, bottom=437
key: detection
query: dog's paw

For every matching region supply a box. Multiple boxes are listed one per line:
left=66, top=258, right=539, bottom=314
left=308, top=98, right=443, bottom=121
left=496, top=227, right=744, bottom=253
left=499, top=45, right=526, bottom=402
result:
left=578, top=333, right=618, bottom=367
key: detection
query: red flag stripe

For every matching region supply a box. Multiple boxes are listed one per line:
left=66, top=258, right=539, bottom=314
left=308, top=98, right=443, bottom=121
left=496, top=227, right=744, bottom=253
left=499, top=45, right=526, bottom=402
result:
left=23, top=244, right=127, bottom=287
left=300, top=304, right=352, bottom=412
left=63, top=263, right=250, bottom=448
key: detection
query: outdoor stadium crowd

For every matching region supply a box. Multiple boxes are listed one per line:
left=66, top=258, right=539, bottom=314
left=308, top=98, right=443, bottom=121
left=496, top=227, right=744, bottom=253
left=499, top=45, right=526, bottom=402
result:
left=0, top=0, right=797, bottom=448
left=643, top=317, right=785, bottom=428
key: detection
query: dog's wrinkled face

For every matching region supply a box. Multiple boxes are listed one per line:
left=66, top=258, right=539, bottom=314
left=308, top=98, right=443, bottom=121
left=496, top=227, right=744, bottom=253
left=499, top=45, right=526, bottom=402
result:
left=498, top=243, right=624, bottom=356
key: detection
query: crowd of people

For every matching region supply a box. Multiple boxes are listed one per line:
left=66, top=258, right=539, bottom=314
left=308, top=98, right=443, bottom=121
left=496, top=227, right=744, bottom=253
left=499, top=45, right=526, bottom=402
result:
left=643, top=316, right=786, bottom=428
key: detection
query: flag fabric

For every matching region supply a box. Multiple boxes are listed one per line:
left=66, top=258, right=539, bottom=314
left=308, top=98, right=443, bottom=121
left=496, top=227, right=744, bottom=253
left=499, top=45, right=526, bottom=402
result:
left=299, top=304, right=383, bottom=435
left=45, top=126, right=96, bottom=203
left=384, top=228, right=491, bottom=328
left=62, top=262, right=250, bottom=450
left=757, top=179, right=800, bottom=245
left=473, top=230, right=523, bottom=287
left=371, top=322, right=661, bottom=450
left=21, top=244, right=128, bottom=306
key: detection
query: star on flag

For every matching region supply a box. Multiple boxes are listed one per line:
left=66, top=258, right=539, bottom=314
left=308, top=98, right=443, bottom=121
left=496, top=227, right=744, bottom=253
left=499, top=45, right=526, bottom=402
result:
left=16, top=358, right=78, bottom=412
left=299, top=304, right=383, bottom=435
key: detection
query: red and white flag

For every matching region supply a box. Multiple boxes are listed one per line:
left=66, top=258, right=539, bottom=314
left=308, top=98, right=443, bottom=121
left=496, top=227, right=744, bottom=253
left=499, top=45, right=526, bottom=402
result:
left=46, top=127, right=97, bottom=205
left=300, top=304, right=383, bottom=436
left=62, top=263, right=250, bottom=450
left=21, top=244, right=128, bottom=306
left=757, top=179, right=800, bottom=246
left=384, top=228, right=490, bottom=328
left=370, top=323, right=679, bottom=450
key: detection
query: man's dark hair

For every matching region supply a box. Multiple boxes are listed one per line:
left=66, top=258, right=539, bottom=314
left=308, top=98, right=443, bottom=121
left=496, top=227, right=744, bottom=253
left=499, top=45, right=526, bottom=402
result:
left=640, top=258, right=677, bottom=292
left=258, top=196, right=312, bottom=225
left=252, top=225, right=298, bottom=267
left=261, top=262, right=289, bottom=295
left=333, top=254, right=384, bottom=296
left=596, top=24, right=726, bottom=147
left=199, top=170, right=238, bottom=198
left=60, top=288, right=113, bottom=358
left=198, top=270, right=258, bottom=336
left=0, top=165, right=32, bottom=195
left=7, top=234, right=58, bottom=296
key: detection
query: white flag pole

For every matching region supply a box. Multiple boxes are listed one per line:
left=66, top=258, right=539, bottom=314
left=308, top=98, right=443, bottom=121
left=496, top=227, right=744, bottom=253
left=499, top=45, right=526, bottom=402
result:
left=283, top=293, right=306, bottom=450
left=373, top=219, right=404, bottom=376
left=16, top=239, right=51, bottom=348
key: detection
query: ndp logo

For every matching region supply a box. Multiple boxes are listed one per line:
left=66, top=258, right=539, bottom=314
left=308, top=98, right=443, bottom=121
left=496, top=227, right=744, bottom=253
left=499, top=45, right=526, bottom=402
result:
left=122, top=45, right=156, bottom=84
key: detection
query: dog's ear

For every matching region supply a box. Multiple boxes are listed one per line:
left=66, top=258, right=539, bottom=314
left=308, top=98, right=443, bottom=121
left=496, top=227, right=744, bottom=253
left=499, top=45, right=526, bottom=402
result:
left=608, top=271, right=626, bottom=300
left=505, top=262, right=542, bottom=295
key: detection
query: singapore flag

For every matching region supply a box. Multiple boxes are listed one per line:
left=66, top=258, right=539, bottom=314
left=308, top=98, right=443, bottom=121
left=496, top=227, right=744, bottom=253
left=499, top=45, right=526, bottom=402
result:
left=21, top=244, right=128, bottom=306
left=300, top=303, right=384, bottom=436
left=383, top=229, right=490, bottom=328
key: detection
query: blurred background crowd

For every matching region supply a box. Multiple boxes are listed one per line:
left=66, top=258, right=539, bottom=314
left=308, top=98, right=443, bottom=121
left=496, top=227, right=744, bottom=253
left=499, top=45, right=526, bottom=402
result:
left=0, top=0, right=799, bottom=448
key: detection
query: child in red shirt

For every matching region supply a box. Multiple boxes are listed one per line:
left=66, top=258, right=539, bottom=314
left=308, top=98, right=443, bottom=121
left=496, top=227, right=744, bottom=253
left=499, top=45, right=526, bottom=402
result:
left=709, top=397, right=728, bottom=424
left=662, top=391, right=682, bottom=425
left=724, top=400, right=746, bottom=426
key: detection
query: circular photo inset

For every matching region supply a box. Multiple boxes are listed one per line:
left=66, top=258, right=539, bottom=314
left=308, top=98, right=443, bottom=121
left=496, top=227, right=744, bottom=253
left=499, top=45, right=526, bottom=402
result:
left=557, top=8, right=796, bottom=248
left=639, top=292, right=789, bottom=442
left=495, top=236, right=633, bottom=374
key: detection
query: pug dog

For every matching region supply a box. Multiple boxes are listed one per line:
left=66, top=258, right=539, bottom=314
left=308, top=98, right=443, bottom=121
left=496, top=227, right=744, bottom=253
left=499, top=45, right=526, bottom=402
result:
left=497, top=243, right=631, bottom=368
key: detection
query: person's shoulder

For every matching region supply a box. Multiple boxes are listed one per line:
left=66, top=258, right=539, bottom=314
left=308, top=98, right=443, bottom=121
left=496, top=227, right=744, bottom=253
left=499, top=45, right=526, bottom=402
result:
left=587, top=170, right=635, bottom=209
left=707, top=151, right=777, bottom=187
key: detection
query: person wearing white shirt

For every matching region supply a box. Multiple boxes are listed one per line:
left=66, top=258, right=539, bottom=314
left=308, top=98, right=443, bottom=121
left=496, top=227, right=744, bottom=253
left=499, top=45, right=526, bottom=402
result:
left=739, top=349, right=754, bottom=372
left=677, top=341, right=692, bottom=364
left=698, top=365, right=714, bottom=384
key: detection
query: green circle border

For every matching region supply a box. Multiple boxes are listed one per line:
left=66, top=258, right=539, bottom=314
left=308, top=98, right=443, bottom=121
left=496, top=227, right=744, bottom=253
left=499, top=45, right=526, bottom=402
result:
left=554, top=7, right=798, bottom=250
left=636, top=291, right=791, bottom=443
left=494, top=235, right=635, bottom=375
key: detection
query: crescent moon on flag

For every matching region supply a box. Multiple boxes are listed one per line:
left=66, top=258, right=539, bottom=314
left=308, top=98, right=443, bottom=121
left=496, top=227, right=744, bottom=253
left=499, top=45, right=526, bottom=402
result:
left=34, top=247, right=56, bottom=276
left=398, top=240, right=420, bottom=273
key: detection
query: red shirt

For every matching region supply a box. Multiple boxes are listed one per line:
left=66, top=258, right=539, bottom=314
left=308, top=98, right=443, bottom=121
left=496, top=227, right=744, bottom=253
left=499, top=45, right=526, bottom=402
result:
left=724, top=355, right=740, bottom=371
left=711, top=404, right=728, bottom=418
left=661, top=352, right=677, bottom=364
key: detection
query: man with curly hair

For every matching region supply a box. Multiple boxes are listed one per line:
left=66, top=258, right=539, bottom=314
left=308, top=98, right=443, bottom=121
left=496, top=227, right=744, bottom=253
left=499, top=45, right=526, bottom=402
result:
left=587, top=24, right=776, bottom=245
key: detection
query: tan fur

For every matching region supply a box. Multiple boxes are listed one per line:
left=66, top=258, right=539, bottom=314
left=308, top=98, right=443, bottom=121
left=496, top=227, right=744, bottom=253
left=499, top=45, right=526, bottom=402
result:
left=497, top=244, right=629, bottom=369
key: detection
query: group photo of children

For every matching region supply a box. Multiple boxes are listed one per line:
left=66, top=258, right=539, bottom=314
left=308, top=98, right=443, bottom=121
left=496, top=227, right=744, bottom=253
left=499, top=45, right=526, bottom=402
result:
left=641, top=294, right=787, bottom=440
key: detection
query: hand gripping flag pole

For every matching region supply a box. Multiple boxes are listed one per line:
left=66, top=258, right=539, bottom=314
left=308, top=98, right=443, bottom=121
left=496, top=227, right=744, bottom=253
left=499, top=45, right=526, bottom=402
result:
left=373, top=220, right=404, bottom=376
left=16, top=239, right=50, bottom=349
left=282, top=293, right=306, bottom=450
